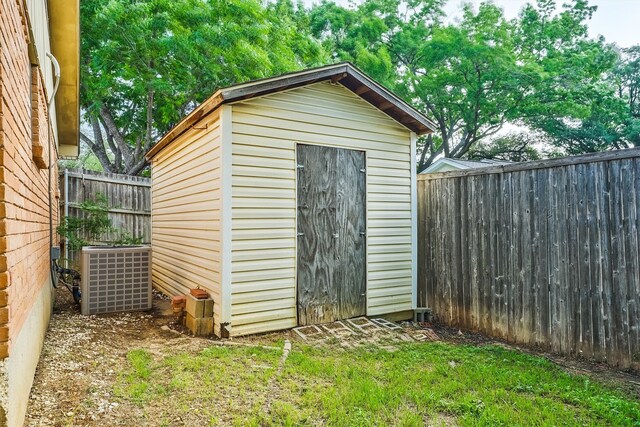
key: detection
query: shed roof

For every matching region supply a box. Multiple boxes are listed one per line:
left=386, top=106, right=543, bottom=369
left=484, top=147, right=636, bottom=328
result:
left=146, top=62, right=436, bottom=160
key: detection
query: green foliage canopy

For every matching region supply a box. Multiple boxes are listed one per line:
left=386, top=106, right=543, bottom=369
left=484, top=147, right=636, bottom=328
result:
left=305, top=0, right=626, bottom=170
left=81, top=0, right=326, bottom=175
left=80, top=0, right=637, bottom=174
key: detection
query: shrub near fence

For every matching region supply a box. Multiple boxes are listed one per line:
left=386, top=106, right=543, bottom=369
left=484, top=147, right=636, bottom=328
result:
left=418, top=148, right=640, bottom=369
left=60, top=169, right=151, bottom=266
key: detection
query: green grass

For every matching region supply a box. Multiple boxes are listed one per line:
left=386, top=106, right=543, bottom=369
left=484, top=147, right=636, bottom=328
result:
left=115, top=342, right=640, bottom=426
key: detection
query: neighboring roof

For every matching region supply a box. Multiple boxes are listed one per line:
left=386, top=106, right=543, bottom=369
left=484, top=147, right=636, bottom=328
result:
left=420, top=158, right=513, bottom=174
left=147, top=62, right=436, bottom=160
left=49, top=0, right=80, bottom=157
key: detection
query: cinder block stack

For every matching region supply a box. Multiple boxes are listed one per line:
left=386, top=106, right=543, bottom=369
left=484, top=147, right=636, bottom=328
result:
left=184, top=291, right=214, bottom=336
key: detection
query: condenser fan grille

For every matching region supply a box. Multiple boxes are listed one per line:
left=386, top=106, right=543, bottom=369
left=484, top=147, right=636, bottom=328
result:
left=81, top=247, right=152, bottom=315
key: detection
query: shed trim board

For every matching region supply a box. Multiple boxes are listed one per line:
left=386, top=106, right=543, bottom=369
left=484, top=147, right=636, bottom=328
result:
left=220, top=105, right=233, bottom=335
left=365, top=148, right=370, bottom=316
left=149, top=70, right=423, bottom=337
left=410, top=132, right=418, bottom=310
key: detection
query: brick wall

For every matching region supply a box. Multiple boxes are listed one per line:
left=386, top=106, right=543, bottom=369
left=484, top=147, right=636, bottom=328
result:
left=0, top=0, right=60, bottom=359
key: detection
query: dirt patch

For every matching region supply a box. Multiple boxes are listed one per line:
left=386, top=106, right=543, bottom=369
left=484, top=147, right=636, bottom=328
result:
left=25, top=290, right=216, bottom=426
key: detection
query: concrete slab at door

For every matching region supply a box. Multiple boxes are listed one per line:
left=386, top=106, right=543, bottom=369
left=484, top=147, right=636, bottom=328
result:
left=297, top=144, right=366, bottom=325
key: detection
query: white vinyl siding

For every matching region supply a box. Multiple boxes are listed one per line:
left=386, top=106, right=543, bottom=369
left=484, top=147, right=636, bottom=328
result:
left=229, top=82, right=413, bottom=336
left=151, top=110, right=222, bottom=329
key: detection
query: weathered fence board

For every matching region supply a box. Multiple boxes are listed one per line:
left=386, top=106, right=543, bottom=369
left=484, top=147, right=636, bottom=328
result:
left=60, top=169, right=151, bottom=266
left=418, top=148, right=640, bottom=369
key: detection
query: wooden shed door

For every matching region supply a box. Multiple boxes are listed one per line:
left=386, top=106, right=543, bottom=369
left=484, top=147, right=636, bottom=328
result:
left=297, top=144, right=366, bottom=325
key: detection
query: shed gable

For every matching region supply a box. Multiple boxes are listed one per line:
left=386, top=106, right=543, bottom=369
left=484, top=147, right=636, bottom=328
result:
left=233, top=81, right=412, bottom=135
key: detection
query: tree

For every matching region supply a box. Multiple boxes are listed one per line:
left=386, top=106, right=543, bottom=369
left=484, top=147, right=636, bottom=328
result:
left=81, top=0, right=326, bottom=175
left=616, top=46, right=640, bottom=147
left=309, top=1, right=539, bottom=170
left=306, top=0, right=619, bottom=170
left=59, top=140, right=105, bottom=172
left=512, top=0, right=635, bottom=155
left=307, top=0, right=439, bottom=87
left=538, top=44, right=640, bottom=153
left=406, top=3, right=539, bottom=170
left=467, top=132, right=545, bottom=162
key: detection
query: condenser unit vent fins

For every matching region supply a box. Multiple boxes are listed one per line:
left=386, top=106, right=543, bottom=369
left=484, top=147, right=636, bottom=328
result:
left=80, top=246, right=152, bottom=315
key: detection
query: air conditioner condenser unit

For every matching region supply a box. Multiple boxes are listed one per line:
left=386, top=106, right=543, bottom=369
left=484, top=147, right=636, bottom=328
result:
left=80, top=246, right=152, bottom=315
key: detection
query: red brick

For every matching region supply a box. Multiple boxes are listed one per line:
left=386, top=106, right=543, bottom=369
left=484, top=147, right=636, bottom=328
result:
left=0, top=0, right=60, bottom=358
left=171, top=295, right=186, bottom=305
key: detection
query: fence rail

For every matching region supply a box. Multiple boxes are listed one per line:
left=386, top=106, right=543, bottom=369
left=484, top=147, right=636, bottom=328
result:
left=60, top=169, right=151, bottom=266
left=418, top=148, right=640, bottom=369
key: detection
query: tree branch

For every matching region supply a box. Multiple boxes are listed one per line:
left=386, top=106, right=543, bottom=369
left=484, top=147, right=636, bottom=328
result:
left=81, top=131, right=113, bottom=173
left=417, top=134, right=433, bottom=172
left=99, top=106, right=133, bottom=171
left=144, top=89, right=155, bottom=149
left=128, top=157, right=149, bottom=176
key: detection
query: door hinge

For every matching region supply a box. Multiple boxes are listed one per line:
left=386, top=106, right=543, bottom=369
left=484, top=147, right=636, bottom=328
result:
left=297, top=164, right=305, bottom=169
left=359, top=168, right=366, bottom=173
left=359, top=231, right=366, bottom=236
left=297, top=232, right=305, bottom=237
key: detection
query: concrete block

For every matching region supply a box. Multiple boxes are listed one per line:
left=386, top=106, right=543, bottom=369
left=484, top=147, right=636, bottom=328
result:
left=413, top=308, right=432, bottom=323
left=185, top=294, right=205, bottom=318
left=204, top=299, right=214, bottom=318
left=184, top=313, right=214, bottom=336
left=346, top=317, right=382, bottom=334
left=185, top=294, right=213, bottom=319
left=293, top=325, right=324, bottom=341
left=371, top=318, right=402, bottom=330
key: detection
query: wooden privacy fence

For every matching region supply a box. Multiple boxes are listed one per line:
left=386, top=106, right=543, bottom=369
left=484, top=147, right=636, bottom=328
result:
left=60, top=169, right=151, bottom=265
left=418, top=148, right=640, bottom=369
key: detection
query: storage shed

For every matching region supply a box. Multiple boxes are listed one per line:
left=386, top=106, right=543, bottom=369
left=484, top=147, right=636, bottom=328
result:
left=146, top=63, right=435, bottom=337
